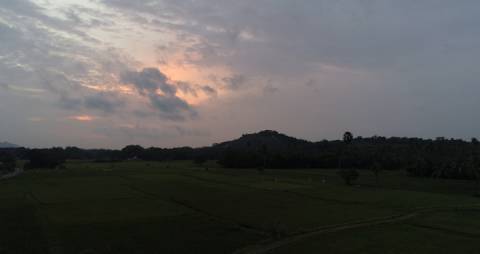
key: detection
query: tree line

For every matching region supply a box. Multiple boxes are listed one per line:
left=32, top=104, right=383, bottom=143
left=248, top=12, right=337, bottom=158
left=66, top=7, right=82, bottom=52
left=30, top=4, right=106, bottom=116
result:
left=2, top=130, right=480, bottom=182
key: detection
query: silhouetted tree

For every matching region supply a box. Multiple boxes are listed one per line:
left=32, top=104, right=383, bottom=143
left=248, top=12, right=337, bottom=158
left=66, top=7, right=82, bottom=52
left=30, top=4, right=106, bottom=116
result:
left=121, top=145, right=144, bottom=160
left=0, top=153, right=16, bottom=172
left=4, top=130, right=480, bottom=182
left=261, top=144, right=268, bottom=169
left=465, top=155, right=480, bottom=195
left=472, top=138, right=480, bottom=145
left=25, top=148, right=66, bottom=169
left=338, top=131, right=359, bottom=185
left=343, top=132, right=353, bottom=144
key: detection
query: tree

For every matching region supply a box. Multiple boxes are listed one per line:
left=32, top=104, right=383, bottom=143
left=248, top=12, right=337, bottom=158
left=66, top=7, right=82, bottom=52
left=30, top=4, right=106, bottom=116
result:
left=472, top=138, right=479, bottom=145
left=343, top=131, right=353, bottom=144
left=261, top=144, right=268, bottom=169
left=121, top=145, right=144, bottom=160
left=0, top=153, right=16, bottom=172
left=25, top=148, right=65, bottom=169
left=338, top=131, right=359, bottom=185
left=338, top=131, right=354, bottom=169
left=465, top=155, right=480, bottom=195
left=371, top=145, right=386, bottom=186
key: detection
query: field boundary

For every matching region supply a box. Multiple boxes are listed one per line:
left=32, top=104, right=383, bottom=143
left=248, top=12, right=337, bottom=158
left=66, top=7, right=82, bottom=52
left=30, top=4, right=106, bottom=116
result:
left=407, top=222, right=480, bottom=238
left=118, top=175, right=269, bottom=235
left=232, top=204, right=480, bottom=254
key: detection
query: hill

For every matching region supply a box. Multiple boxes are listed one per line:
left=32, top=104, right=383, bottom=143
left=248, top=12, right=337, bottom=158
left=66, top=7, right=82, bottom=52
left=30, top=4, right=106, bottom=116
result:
left=0, top=142, right=19, bottom=148
left=213, top=130, right=313, bottom=152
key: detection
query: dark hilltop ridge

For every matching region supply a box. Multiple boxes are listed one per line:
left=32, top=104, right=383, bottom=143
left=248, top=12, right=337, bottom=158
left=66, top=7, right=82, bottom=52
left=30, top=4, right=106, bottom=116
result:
left=0, top=142, right=19, bottom=148
left=2, top=130, right=480, bottom=180
left=214, top=130, right=312, bottom=152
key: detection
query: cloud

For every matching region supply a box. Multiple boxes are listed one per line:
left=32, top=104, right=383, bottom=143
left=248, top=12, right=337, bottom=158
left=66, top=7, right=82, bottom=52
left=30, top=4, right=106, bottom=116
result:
left=176, top=82, right=217, bottom=98
left=148, top=93, right=195, bottom=121
left=222, top=74, right=247, bottom=90
left=121, top=68, right=197, bottom=120
left=263, top=84, right=279, bottom=95
left=58, top=96, right=83, bottom=110
left=3, top=0, right=480, bottom=148
left=176, top=81, right=198, bottom=97
left=121, top=68, right=176, bottom=96
left=57, top=92, right=125, bottom=114
left=68, top=115, right=97, bottom=122
left=201, top=85, right=217, bottom=96
left=84, top=92, right=125, bottom=114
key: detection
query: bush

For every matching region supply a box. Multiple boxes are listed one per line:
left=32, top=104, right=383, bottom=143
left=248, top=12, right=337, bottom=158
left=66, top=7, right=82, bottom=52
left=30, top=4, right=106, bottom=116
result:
left=0, top=153, right=16, bottom=172
left=25, top=149, right=65, bottom=170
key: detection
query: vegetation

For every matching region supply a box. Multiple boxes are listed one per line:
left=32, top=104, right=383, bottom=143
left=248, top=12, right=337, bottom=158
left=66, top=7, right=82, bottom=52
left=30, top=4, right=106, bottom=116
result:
left=0, top=152, right=16, bottom=172
left=3, top=131, right=480, bottom=252
left=24, top=148, right=66, bottom=169
left=4, top=130, right=480, bottom=183
left=1, top=161, right=479, bottom=253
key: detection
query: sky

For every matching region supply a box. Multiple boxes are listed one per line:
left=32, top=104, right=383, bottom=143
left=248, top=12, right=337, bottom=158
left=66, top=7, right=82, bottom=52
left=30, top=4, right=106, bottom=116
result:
left=1, top=0, right=480, bottom=148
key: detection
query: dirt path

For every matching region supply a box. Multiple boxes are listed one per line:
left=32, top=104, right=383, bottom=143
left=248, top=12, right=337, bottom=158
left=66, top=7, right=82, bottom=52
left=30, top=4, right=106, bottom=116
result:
left=233, top=204, right=480, bottom=254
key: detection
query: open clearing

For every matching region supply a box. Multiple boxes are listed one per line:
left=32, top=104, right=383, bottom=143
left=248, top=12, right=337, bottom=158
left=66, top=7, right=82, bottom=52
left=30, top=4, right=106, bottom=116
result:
left=1, top=161, right=479, bottom=253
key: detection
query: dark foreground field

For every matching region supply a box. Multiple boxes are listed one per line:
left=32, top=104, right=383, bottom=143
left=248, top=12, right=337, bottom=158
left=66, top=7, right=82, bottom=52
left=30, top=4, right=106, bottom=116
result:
left=1, top=161, right=479, bottom=254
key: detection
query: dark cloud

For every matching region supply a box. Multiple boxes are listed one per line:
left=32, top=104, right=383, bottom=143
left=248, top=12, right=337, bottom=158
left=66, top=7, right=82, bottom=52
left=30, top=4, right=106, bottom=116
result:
left=201, top=85, right=217, bottom=96
left=149, top=94, right=196, bottom=121
left=222, top=74, right=247, bottom=90
left=176, top=82, right=217, bottom=98
left=84, top=93, right=125, bottom=114
left=121, top=68, right=197, bottom=120
left=58, top=96, right=83, bottom=110
left=121, top=68, right=176, bottom=95
left=58, top=92, right=125, bottom=114
left=176, top=81, right=198, bottom=97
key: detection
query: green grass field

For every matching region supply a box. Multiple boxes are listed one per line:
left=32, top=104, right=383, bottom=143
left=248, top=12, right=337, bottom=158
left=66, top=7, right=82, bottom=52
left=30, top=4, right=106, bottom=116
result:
left=1, top=161, right=479, bottom=253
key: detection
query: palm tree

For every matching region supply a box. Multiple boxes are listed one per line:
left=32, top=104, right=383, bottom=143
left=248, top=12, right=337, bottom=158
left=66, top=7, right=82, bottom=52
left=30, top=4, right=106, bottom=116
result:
left=338, top=131, right=358, bottom=185
left=339, top=131, right=354, bottom=168
left=343, top=132, right=353, bottom=145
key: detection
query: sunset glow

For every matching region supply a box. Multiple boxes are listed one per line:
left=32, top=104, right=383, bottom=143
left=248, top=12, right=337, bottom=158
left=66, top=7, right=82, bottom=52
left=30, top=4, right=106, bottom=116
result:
left=1, top=0, right=480, bottom=148
left=69, top=115, right=96, bottom=122
left=2, top=2, right=480, bottom=253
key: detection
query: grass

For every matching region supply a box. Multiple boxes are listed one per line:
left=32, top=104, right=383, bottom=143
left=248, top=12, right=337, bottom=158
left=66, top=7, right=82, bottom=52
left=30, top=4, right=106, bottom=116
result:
left=269, top=209, right=480, bottom=254
left=269, top=222, right=480, bottom=254
left=1, top=161, right=479, bottom=253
